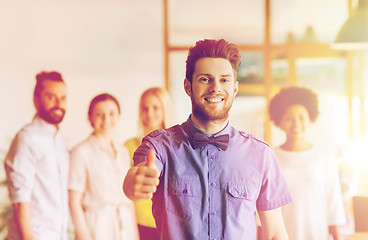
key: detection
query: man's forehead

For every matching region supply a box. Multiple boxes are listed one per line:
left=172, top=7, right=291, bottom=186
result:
left=194, top=58, right=235, bottom=76
left=42, top=78, right=65, bottom=84
left=195, top=57, right=232, bottom=69
left=41, top=80, right=65, bottom=87
left=41, top=80, right=66, bottom=93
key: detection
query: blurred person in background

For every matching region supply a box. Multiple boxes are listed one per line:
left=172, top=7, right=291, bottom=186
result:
left=124, top=87, right=171, bottom=240
left=123, top=39, right=292, bottom=240
left=4, top=71, right=69, bottom=240
left=268, top=86, right=345, bottom=240
left=69, top=93, right=139, bottom=240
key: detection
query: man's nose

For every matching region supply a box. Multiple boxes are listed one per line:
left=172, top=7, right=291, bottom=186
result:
left=54, top=98, right=61, bottom=107
left=209, top=80, right=221, bottom=93
left=56, top=97, right=66, bottom=109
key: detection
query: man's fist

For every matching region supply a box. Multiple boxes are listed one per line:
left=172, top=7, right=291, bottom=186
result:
left=123, top=149, right=160, bottom=201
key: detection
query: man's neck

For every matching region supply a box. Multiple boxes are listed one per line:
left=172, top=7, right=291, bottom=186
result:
left=36, top=114, right=59, bottom=130
left=190, top=114, right=228, bottom=135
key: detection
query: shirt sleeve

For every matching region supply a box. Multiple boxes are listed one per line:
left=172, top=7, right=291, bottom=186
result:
left=4, top=132, right=37, bottom=203
left=68, top=145, right=87, bottom=193
left=256, top=147, right=293, bottom=211
left=133, top=131, right=165, bottom=173
left=325, top=152, right=346, bottom=225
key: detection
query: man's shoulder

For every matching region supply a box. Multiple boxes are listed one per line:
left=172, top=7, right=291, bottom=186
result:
left=12, top=119, right=66, bottom=150
left=5, top=122, right=44, bottom=160
left=11, top=121, right=38, bottom=143
left=147, top=129, right=169, bottom=138
left=146, top=125, right=183, bottom=139
left=233, top=128, right=269, bottom=147
left=17, top=117, right=52, bottom=136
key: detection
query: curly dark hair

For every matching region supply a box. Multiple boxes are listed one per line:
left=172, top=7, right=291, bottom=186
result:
left=269, top=86, right=319, bottom=127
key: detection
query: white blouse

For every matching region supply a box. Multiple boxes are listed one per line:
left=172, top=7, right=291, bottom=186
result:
left=274, top=145, right=346, bottom=240
left=69, top=135, right=138, bottom=240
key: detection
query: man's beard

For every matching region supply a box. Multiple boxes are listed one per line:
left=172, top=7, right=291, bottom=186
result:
left=191, top=93, right=233, bottom=123
left=38, top=106, right=65, bottom=125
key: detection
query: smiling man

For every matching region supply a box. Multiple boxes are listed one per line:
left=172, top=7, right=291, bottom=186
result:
left=123, top=39, right=292, bottom=240
left=4, top=71, right=69, bottom=240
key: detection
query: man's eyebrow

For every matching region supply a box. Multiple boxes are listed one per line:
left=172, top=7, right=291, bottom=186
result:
left=196, top=73, right=211, bottom=77
left=196, top=73, right=233, bottom=77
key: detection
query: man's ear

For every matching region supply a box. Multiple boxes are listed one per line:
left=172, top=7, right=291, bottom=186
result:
left=234, top=81, right=239, bottom=97
left=184, top=78, right=192, bottom=97
left=33, top=96, right=40, bottom=111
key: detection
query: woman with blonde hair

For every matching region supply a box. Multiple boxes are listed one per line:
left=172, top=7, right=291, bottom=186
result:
left=124, top=87, right=171, bottom=240
left=69, top=93, right=139, bottom=240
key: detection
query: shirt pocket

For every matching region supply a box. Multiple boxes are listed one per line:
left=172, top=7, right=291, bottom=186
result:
left=166, top=179, right=201, bottom=220
left=226, top=182, right=257, bottom=222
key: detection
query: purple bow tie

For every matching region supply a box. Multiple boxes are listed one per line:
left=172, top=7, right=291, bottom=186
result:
left=193, top=132, right=229, bottom=151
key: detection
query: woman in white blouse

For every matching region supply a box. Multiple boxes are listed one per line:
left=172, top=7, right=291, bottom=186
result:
left=268, top=87, right=345, bottom=240
left=69, top=93, right=139, bottom=240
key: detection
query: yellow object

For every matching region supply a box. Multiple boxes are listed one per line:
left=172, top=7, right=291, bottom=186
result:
left=124, top=137, right=157, bottom=228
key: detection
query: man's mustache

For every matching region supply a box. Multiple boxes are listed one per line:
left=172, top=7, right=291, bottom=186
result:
left=50, top=107, right=65, bottom=114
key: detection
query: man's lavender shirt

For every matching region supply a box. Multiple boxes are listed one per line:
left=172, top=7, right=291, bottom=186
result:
left=134, top=117, right=292, bottom=240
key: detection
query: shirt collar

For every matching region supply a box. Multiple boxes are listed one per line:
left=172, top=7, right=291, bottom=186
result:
left=182, top=115, right=232, bottom=139
left=88, top=134, right=118, bottom=158
left=33, top=115, right=59, bottom=137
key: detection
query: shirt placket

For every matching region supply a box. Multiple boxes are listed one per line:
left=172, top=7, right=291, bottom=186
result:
left=208, top=145, right=221, bottom=240
left=54, top=133, right=66, bottom=236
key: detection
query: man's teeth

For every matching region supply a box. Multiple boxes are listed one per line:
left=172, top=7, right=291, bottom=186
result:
left=206, top=98, right=222, bottom=103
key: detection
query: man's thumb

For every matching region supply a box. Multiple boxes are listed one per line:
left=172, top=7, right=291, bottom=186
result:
left=146, top=149, right=156, bottom=167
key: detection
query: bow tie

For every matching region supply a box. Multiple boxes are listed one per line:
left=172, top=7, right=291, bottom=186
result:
left=193, top=132, right=229, bottom=151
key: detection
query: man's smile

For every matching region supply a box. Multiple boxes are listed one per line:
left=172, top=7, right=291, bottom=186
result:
left=204, top=96, right=224, bottom=103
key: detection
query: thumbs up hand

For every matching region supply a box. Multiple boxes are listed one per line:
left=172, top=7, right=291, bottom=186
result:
left=146, top=149, right=157, bottom=168
left=123, top=149, right=160, bottom=201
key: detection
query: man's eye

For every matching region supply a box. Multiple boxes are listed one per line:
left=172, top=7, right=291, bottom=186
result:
left=200, top=78, right=209, bottom=82
left=46, top=95, right=55, bottom=100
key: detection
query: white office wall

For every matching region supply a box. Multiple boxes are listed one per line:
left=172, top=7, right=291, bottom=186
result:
left=0, top=0, right=164, bottom=152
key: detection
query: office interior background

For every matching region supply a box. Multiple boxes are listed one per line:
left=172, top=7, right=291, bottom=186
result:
left=1, top=0, right=368, bottom=238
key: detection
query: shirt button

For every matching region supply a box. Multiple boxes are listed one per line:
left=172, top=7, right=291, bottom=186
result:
left=243, top=193, right=247, bottom=197
left=211, top=155, right=215, bottom=159
left=182, top=189, right=187, bottom=194
left=211, top=211, right=216, bottom=216
left=211, top=182, right=217, bottom=187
